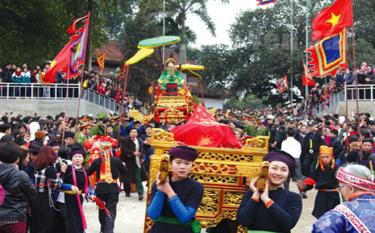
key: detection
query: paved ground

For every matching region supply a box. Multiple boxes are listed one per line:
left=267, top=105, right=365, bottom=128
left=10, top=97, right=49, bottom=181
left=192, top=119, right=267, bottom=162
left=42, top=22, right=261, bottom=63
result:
left=85, top=182, right=317, bottom=233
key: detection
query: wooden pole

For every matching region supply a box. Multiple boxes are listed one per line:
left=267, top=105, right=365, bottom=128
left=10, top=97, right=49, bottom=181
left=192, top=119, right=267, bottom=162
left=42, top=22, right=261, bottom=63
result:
left=117, top=64, right=130, bottom=144
left=76, top=12, right=91, bottom=122
left=351, top=26, right=361, bottom=135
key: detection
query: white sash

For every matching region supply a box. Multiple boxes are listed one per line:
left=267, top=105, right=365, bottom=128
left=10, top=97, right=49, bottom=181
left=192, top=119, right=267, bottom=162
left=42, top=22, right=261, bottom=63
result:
left=335, top=204, right=371, bottom=233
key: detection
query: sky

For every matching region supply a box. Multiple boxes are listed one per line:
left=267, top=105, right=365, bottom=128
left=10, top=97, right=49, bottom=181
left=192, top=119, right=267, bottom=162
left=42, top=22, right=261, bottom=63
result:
left=186, top=0, right=257, bottom=48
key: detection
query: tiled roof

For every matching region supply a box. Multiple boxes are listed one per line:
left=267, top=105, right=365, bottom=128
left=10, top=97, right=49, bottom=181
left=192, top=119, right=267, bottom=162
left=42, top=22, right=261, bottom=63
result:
left=94, top=41, right=123, bottom=62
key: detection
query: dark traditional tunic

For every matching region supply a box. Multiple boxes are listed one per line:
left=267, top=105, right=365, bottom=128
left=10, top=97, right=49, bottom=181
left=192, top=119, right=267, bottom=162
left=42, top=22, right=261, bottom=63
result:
left=237, top=188, right=302, bottom=233
left=63, top=165, right=87, bottom=233
left=147, top=177, right=204, bottom=233
left=310, top=166, right=340, bottom=218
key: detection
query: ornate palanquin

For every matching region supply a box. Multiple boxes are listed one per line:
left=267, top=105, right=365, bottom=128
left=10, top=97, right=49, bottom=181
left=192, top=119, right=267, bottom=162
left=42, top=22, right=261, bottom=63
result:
left=153, top=89, right=193, bottom=124
left=144, top=128, right=269, bottom=233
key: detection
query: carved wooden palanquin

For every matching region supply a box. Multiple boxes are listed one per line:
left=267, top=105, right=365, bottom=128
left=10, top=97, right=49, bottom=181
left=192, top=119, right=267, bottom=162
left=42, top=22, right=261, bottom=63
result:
left=144, top=129, right=269, bottom=233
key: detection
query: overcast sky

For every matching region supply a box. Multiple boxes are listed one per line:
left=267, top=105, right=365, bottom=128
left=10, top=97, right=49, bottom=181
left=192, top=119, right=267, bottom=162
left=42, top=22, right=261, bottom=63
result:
left=186, top=0, right=257, bottom=48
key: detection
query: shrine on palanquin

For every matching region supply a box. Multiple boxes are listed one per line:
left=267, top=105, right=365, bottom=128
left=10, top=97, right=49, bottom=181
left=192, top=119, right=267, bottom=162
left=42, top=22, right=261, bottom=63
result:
left=144, top=104, right=269, bottom=233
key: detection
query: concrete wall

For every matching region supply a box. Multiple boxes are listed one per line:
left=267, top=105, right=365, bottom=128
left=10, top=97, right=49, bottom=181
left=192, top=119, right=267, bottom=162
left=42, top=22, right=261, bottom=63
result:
left=0, top=99, right=114, bottom=117
left=335, top=101, right=375, bottom=117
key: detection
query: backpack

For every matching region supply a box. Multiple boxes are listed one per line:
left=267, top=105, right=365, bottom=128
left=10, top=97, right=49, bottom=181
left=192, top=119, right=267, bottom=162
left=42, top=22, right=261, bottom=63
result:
left=0, top=184, right=5, bottom=207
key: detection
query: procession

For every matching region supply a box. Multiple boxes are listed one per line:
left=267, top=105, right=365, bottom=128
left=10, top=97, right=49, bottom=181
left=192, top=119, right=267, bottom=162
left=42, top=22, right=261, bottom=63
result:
left=1, top=0, right=375, bottom=233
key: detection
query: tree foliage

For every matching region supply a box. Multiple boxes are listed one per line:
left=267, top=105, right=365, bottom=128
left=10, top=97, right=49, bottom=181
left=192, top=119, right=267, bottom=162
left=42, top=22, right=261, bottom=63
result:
left=198, top=0, right=375, bottom=104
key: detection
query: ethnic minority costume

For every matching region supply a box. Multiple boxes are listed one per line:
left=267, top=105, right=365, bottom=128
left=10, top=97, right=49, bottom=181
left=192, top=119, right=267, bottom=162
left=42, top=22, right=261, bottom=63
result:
left=237, top=151, right=302, bottom=233
left=30, top=165, right=63, bottom=233
left=86, top=138, right=126, bottom=233
left=313, top=167, right=375, bottom=233
left=237, top=188, right=302, bottom=233
left=63, top=164, right=89, bottom=233
left=147, top=146, right=204, bottom=233
left=308, top=146, right=340, bottom=218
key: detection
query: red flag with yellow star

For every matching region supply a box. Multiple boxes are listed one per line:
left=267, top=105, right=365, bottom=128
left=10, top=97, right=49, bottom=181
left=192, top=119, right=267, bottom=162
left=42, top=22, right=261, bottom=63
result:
left=312, top=0, right=353, bottom=41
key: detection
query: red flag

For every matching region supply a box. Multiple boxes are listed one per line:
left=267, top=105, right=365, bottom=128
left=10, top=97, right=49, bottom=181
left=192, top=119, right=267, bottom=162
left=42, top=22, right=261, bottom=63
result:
left=44, top=13, right=90, bottom=83
left=277, top=75, right=288, bottom=94
left=312, top=0, right=353, bottom=41
left=66, top=15, right=88, bottom=35
left=302, top=63, right=316, bottom=87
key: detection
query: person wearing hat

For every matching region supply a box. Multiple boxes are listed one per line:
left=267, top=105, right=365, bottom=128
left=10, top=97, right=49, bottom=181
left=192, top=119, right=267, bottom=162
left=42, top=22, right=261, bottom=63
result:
left=86, top=140, right=127, bottom=233
left=61, top=149, right=90, bottom=233
left=301, top=122, right=326, bottom=177
left=157, top=58, right=185, bottom=95
left=302, top=146, right=340, bottom=219
left=58, top=131, right=84, bottom=161
left=76, top=122, right=92, bottom=145
left=359, top=137, right=375, bottom=171
left=313, top=164, right=375, bottom=232
left=90, top=113, right=107, bottom=136
left=147, top=145, right=204, bottom=233
left=237, top=150, right=302, bottom=233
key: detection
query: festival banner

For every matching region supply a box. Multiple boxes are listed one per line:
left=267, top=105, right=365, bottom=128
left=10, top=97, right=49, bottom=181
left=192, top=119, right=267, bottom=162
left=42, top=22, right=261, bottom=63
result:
left=277, top=75, right=288, bottom=94
left=306, top=29, right=347, bottom=78
left=312, top=0, right=353, bottom=41
left=302, top=62, right=316, bottom=87
left=97, top=54, right=105, bottom=74
left=43, top=13, right=90, bottom=83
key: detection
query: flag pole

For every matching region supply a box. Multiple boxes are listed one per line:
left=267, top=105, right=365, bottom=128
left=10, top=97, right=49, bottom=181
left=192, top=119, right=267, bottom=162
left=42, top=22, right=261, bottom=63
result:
left=117, top=64, right=130, bottom=144
left=162, top=0, right=166, bottom=64
left=76, top=12, right=91, bottom=123
left=290, top=0, right=294, bottom=105
left=304, top=0, right=310, bottom=116
left=351, top=25, right=361, bottom=134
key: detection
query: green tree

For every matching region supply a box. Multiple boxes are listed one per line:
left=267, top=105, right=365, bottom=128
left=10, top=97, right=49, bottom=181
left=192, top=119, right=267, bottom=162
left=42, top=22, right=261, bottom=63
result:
left=165, top=0, right=229, bottom=65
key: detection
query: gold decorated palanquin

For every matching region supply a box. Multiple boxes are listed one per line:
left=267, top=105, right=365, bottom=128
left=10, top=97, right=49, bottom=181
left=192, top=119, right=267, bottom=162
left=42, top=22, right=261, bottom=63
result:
left=144, top=128, right=269, bottom=233
left=153, top=94, right=193, bottom=123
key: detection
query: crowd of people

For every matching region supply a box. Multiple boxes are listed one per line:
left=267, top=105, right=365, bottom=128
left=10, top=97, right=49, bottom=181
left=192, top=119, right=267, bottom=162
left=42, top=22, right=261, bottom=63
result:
left=0, top=64, right=130, bottom=103
left=0, top=100, right=374, bottom=232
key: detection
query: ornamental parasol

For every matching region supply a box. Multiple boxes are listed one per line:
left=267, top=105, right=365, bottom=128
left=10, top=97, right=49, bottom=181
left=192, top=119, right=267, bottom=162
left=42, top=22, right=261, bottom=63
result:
left=172, top=104, right=242, bottom=148
left=138, top=36, right=181, bottom=49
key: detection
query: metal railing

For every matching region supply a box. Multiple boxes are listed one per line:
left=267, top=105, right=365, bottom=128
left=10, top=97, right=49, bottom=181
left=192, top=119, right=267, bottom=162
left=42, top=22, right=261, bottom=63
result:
left=0, top=83, right=80, bottom=99
left=312, top=89, right=345, bottom=115
left=346, top=84, right=375, bottom=101
left=312, top=84, right=375, bottom=115
left=81, top=89, right=121, bottom=113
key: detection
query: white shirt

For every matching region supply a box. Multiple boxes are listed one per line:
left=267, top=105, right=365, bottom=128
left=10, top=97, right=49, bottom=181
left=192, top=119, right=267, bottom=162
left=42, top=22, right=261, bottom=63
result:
left=281, top=136, right=302, bottom=159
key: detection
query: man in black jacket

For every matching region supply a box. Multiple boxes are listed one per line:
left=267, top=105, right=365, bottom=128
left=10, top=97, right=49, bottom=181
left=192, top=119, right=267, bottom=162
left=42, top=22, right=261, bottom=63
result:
left=301, top=122, right=326, bottom=177
left=87, top=148, right=127, bottom=233
left=119, top=128, right=145, bottom=200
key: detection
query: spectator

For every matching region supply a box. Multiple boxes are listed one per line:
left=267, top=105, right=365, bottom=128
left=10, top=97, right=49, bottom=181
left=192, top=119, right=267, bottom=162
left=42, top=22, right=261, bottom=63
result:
left=0, top=142, right=36, bottom=233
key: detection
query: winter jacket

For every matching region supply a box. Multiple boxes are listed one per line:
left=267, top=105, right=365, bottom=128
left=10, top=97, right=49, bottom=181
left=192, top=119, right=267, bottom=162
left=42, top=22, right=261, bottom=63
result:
left=0, top=163, right=36, bottom=222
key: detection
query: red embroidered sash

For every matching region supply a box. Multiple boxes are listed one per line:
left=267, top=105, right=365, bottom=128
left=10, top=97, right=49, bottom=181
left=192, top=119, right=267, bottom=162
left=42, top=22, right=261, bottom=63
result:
left=72, top=165, right=89, bottom=231
left=335, top=204, right=371, bottom=233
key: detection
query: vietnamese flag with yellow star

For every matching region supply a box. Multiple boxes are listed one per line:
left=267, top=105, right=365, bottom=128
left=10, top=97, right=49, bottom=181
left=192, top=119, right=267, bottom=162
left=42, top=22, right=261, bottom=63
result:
left=312, top=0, right=353, bottom=41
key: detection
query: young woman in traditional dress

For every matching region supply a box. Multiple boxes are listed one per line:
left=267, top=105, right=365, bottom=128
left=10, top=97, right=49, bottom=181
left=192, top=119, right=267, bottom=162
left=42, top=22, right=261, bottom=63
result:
left=237, top=150, right=303, bottom=233
left=147, top=145, right=204, bottom=233
left=63, top=149, right=89, bottom=233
